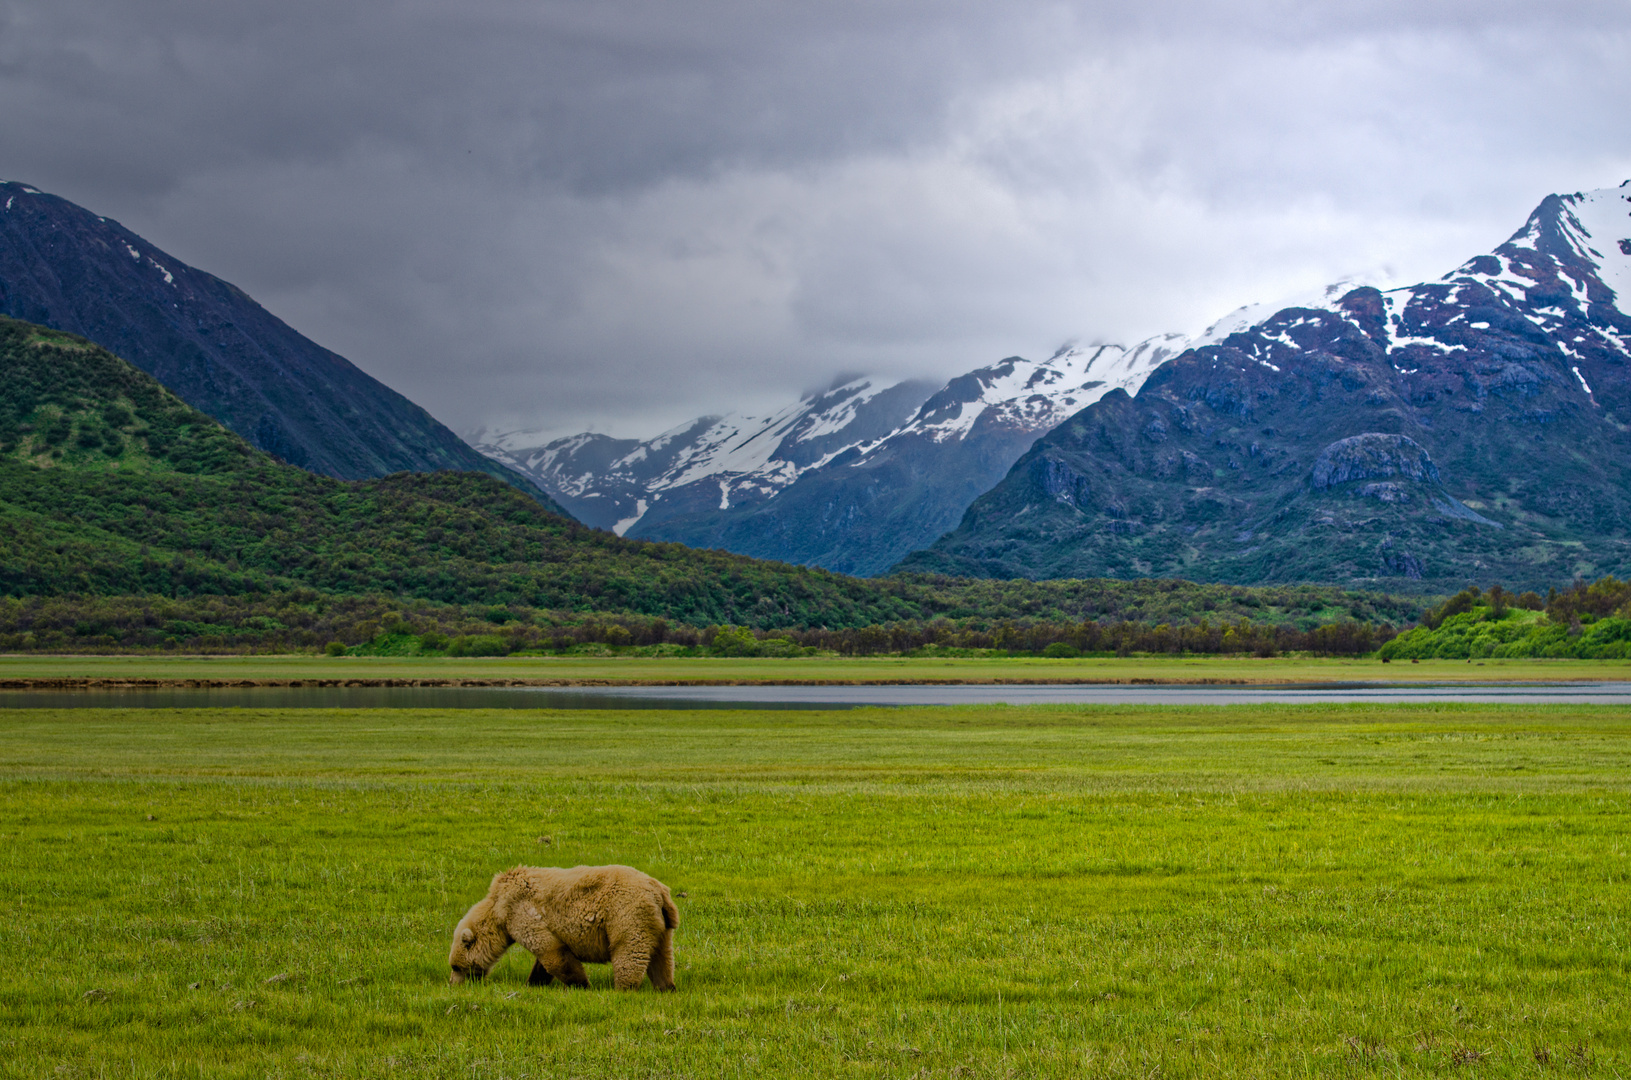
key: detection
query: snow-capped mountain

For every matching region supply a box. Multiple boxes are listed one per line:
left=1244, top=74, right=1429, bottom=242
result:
left=1186, top=184, right=1631, bottom=374
left=886, top=335, right=1186, bottom=447
left=475, top=375, right=938, bottom=535
left=1188, top=275, right=1396, bottom=350
left=474, top=333, right=1186, bottom=573
left=903, top=181, right=1631, bottom=590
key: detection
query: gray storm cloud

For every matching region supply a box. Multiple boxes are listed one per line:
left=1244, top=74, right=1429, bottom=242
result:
left=2, top=0, right=1629, bottom=440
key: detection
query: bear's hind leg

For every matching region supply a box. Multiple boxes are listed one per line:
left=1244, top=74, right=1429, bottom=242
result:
left=646, top=930, right=675, bottom=991
left=611, top=945, right=653, bottom=991
left=528, top=958, right=554, bottom=986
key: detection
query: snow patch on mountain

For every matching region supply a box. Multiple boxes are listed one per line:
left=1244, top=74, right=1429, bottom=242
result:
left=899, top=336, right=1187, bottom=445
left=613, top=498, right=649, bottom=537
left=1191, top=275, right=1395, bottom=348
left=1558, top=183, right=1631, bottom=306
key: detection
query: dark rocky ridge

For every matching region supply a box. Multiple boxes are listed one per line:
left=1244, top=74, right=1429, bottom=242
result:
left=900, top=183, right=1631, bottom=591
left=0, top=179, right=566, bottom=513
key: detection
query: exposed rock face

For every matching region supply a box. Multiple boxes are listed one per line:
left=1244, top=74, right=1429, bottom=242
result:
left=0, top=179, right=565, bottom=513
left=899, top=182, right=1631, bottom=591
left=1309, top=434, right=1440, bottom=490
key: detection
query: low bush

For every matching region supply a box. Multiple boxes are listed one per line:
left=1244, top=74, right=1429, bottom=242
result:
left=448, top=634, right=509, bottom=657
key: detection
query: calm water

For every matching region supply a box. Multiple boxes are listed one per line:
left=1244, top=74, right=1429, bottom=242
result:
left=3, top=682, right=1631, bottom=710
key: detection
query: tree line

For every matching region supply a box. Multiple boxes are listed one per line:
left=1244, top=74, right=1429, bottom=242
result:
left=0, top=592, right=1396, bottom=657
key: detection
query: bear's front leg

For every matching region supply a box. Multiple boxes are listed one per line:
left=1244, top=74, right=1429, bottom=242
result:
left=520, top=932, right=588, bottom=988
left=537, top=945, right=590, bottom=988
left=509, top=904, right=590, bottom=989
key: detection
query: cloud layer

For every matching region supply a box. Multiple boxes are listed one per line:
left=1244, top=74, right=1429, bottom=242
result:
left=4, top=0, right=1629, bottom=439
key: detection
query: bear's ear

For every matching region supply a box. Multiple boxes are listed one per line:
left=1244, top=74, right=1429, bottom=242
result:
left=460, top=928, right=476, bottom=946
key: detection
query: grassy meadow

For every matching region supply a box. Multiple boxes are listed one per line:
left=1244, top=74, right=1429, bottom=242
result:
left=2, top=700, right=1628, bottom=1077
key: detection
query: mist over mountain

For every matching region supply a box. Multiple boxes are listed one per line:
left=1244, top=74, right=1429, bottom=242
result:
left=0, top=179, right=563, bottom=512
left=899, top=182, right=1631, bottom=592
left=476, top=335, right=1185, bottom=575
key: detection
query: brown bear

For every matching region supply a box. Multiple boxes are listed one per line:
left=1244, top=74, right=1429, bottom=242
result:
left=448, top=865, right=679, bottom=991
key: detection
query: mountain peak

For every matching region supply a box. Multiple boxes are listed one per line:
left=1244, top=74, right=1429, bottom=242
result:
left=901, top=181, right=1631, bottom=590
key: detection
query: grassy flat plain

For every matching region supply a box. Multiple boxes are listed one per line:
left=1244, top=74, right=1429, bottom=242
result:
left=5, top=653, right=1631, bottom=683
left=2, top=701, right=1628, bottom=1078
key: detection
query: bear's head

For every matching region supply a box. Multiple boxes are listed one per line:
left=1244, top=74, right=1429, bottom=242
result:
left=448, top=894, right=512, bottom=985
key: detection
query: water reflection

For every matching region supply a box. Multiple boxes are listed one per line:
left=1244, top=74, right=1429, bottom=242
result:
left=3, top=681, right=1631, bottom=709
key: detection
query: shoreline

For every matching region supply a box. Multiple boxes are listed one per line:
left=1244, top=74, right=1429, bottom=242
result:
left=1, top=674, right=1622, bottom=689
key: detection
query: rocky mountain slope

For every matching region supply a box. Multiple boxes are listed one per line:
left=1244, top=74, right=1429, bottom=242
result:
left=0, top=179, right=563, bottom=511
left=899, top=182, right=1631, bottom=591
left=478, top=335, right=1184, bottom=575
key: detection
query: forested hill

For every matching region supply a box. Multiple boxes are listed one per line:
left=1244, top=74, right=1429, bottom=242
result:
left=0, top=315, right=1422, bottom=630
left=0, top=179, right=563, bottom=512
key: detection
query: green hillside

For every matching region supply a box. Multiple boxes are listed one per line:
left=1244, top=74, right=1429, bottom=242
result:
left=0, top=315, right=913, bottom=625
left=0, top=315, right=1427, bottom=646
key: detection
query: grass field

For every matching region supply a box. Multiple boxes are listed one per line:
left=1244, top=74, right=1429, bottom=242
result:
left=3, top=701, right=1628, bottom=1077
left=6, top=653, right=1631, bottom=684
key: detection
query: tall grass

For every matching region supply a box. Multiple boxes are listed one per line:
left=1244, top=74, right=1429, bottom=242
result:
left=2, top=703, right=1626, bottom=1077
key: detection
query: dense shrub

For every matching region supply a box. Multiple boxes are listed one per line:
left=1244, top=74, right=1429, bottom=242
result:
left=1379, top=578, right=1631, bottom=659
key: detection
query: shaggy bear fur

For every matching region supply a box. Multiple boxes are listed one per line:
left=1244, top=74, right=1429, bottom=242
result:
left=448, top=865, right=679, bottom=991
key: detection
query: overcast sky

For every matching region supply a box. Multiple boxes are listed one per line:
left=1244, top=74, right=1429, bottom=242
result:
left=4, top=1, right=1629, bottom=442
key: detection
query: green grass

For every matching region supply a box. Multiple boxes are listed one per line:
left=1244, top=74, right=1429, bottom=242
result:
left=3, top=703, right=1628, bottom=1077
left=6, top=652, right=1631, bottom=683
